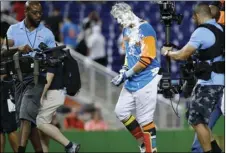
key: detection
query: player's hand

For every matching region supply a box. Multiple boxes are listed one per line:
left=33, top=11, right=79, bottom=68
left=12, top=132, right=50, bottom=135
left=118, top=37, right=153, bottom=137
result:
left=161, top=46, right=173, bottom=56
left=119, top=65, right=128, bottom=74
left=18, top=44, right=32, bottom=53
left=111, top=72, right=127, bottom=86
left=111, top=65, right=128, bottom=86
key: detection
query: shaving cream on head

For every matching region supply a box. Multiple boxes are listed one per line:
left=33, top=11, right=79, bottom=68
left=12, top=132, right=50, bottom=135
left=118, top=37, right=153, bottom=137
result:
left=111, top=2, right=143, bottom=46
left=111, top=2, right=140, bottom=27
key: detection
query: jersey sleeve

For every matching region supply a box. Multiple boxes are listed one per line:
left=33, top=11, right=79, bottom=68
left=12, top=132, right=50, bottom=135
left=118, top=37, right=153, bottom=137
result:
left=138, top=23, right=157, bottom=67
left=140, top=36, right=156, bottom=59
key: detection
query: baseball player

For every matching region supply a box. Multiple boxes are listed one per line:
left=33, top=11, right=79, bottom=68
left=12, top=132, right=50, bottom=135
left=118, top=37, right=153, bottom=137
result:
left=110, top=3, right=162, bottom=153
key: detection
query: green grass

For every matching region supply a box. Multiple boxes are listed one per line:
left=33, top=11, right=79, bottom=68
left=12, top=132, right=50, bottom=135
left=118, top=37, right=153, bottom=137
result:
left=4, top=116, right=224, bottom=152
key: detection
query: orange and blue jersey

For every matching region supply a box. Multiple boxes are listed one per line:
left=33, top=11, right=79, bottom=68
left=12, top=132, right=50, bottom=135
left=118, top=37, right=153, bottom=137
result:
left=123, top=22, right=160, bottom=92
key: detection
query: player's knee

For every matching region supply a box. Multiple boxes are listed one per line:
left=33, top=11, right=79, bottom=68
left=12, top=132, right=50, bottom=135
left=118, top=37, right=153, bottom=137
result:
left=114, top=105, right=130, bottom=121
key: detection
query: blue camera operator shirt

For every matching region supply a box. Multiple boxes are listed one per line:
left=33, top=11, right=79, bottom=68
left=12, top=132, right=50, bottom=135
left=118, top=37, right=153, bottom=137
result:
left=187, top=19, right=224, bottom=86
left=6, top=20, right=56, bottom=80
left=7, top=20, right=56, bottom=51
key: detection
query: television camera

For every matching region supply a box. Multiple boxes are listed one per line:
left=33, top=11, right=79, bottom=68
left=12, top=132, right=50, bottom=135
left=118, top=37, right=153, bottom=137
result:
left=0, top=42, right=69, bottom=84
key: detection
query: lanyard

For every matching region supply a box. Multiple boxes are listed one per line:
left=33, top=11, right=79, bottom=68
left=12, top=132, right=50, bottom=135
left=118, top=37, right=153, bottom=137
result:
left=24, top=22, right=38, bottom=49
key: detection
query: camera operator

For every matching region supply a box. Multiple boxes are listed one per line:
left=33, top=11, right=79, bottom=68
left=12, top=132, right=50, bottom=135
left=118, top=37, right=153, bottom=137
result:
left=191, top=2, right=225, bottom=153
left=161, top=3, right=224, bottom=153
left=0, top=13, right=19, bottom=153
left=36, top=53, right=80, bottom=153
left=3, top=2, right=56, bottom=153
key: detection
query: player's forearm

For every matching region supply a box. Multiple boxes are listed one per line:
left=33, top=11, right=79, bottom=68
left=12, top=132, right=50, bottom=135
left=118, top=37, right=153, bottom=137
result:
left=133, top=57, right=152, bottom=73
left=125, top=60, right=151, bottom=78
left=132, top=62, right=146, bottom=73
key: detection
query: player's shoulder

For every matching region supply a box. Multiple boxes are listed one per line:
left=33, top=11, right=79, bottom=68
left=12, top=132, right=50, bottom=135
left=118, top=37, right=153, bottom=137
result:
left=139, top=21, right=156, bottom=37
left=139, top=21, right=153, bottom=29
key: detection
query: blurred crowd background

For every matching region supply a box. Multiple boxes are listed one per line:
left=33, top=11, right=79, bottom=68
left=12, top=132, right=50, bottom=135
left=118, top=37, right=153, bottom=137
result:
left=0, top=1, right=223, bottom=132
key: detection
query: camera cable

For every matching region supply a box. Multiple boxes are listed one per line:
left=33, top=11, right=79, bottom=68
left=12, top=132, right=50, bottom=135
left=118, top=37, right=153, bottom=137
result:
left=170, top=87, right=181, bottom=118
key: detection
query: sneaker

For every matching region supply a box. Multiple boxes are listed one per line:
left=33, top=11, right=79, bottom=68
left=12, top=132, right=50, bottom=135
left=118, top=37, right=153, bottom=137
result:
left=139, top=144, right=157, bottom=153
left=152, top=148, right=157, bottom=153
left=139, top=143, right=145, bottom=153
left=65, top=143, right=81, bottom=153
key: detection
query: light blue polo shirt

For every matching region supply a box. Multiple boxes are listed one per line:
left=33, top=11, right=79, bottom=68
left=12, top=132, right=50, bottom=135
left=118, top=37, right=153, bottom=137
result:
left=7, top=20, right=56, bottom=49
left=188, top=19, right=224, bottom=86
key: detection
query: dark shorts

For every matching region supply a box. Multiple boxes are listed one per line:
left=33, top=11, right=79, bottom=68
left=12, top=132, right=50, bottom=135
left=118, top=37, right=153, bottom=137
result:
left=15, top=79, right=44, bottom=126
left=186, top=84, right=224, bottom=126
left=0, top=82, right=17, bottom=134
left=0, top=110, right=17, bottom=134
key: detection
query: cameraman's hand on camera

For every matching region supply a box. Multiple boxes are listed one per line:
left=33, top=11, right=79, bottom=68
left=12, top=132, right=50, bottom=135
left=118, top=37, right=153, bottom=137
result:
left=18, top=44, right=32, bottom=53
left=161, top=46, right=173, bottom=56
left=111, top=65, right=128, bottom=86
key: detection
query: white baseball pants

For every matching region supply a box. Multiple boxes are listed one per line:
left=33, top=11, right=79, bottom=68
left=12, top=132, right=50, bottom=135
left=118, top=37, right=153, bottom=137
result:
left=115, top=74, right=162, bottom=126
